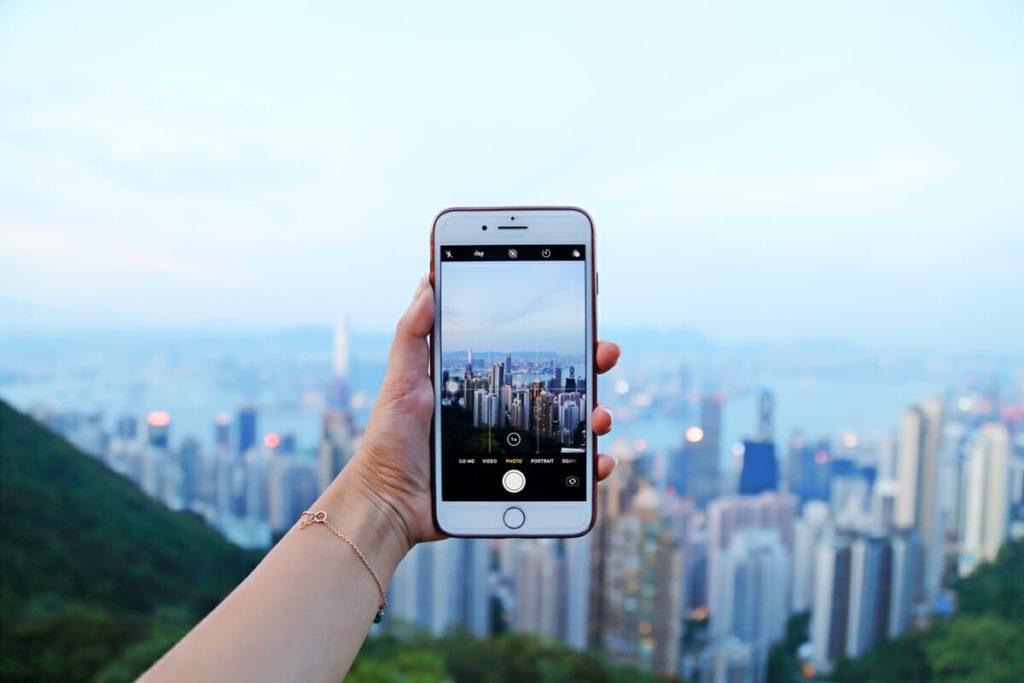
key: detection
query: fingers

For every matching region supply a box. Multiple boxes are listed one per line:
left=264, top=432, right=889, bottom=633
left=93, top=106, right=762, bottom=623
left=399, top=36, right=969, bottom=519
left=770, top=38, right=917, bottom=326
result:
left=596, top=453, right=617, bottom=481
left=592, top=405, right=613, bottom=436
left=596, top=341, right=620, bottom=374
left=385, top=276, right=434, bottom=381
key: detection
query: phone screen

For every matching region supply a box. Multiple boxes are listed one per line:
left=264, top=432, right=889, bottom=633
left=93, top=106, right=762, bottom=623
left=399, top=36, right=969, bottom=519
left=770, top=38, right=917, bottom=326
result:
left=438, top=244, right=588, bottom=502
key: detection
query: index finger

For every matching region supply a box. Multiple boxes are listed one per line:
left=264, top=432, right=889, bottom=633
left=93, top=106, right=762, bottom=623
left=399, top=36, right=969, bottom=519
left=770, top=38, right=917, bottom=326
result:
left=596, top=341, right=620, bottom=374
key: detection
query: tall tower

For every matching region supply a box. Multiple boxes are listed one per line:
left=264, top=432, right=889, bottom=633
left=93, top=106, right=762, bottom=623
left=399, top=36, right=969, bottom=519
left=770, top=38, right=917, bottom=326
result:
left=959, top=423, right=1010, bottom=576
left=895, top=398, right=943, bottom=605
left=756, top=389, right=775, bottom=442
left=675, top=394, right=723, bottom=506
left=709, top=529, right=789, bottom=680
left=236, top=406, right=258, bottom=456
left=331, top=318, right=350, bottom=380
left=810, top=534, right=852, bottom=673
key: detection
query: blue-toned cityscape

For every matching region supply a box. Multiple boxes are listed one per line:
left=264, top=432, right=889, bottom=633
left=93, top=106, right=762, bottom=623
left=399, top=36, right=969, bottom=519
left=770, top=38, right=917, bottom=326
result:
left=3, top=321, right=1021, bottom=682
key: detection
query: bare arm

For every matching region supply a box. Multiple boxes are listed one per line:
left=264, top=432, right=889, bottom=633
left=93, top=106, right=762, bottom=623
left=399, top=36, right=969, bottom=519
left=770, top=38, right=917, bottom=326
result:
left=142, top=277, right=621, bottom=682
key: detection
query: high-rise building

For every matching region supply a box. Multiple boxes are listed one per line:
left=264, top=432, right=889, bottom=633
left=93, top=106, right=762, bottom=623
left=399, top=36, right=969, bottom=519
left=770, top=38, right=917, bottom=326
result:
left=318, top=410, right=358, bottom=492
left=450, top=539, right=491, bottom=637
left=959, top=423, right=1010, bottom=576
left=756, top=389, right=775, bottom=442
left=810, top=527, right=919, bottom=672
left=708, top=493, right=798, bottom=554
left=709, top=529, right=789, bottom=681
left=887, top=527, right=918, bottom=638
left=116, top=415, right=139, bottom=441
left=895, top=398, right=943, bottom=607
left=599, top=485, right=684, bottom=676
left=267, top=455, right=319, bottom=534
left=787, top=433, right=831, bottom=503
left=389, top=541, right=455, bottom=634
left=810, top=534, right=852, bottom=672
left=178, top=436, right=202, bottom=510
left=739, top=440, right=779, bottom=495
left=672, top=394, right=723, bottom=506
left=236, top=406, right=258, bottom=456
left=146, top=411, right=171, bottom=450
left=513, top=539, right=561, bottom=638
left=846, top=533, right=891, bottom=657
left=332, top=317, right=350, bottom=380
left=565, top=365, right=577, bottom=393
left=562, top=534, right=592, bottom=649
left=214, top=413, right=231, bottom=453
left=791, top=501, right=830, bottom=613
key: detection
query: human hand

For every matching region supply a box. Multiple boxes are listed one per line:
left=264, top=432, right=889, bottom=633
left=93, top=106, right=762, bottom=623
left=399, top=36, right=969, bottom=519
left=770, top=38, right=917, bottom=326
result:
left=343, top=275, right=621, bottom=547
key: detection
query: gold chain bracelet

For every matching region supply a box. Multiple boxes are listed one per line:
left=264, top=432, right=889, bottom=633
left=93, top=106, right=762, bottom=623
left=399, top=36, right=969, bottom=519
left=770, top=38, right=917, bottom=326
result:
left=297, top=510, right=388, bottom=623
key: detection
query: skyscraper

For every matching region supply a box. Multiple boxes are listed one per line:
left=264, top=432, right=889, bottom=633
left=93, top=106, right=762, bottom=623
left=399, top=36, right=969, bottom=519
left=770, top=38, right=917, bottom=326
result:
left=327, top=319, right=353, bottom=410
left=756, top=389, right=775, bottom=442
left=450, top=539, right=491, bottom=637
left=739, top=440, right=779, bottom=495
left=389, top=541, right=455, bottom=634
left=787, top=433, right=831, bottom=503
left=810, top=534, right=852, bottom=672
left=214, top=412, right=231, bottom=453
left=846, top=533, right=891, bottom=657
left=895, top=398, right=943, bottom=606
left=600, top=485, right=684, bottom=676
left=791, top=501, right=830, bottom=613
left=672, top=394, right=723, bottom=506
left=709, top=529, right=789, bottom=681
left=236, top=406, right=258, bottom=456
left=513, top=539, right=561, bottom=638
left=331, top=317, right=350, bottom=380
left=146, top=411, right=171, bottom=450
left=959, top=422, right=1010, bottom=576
left=318, top=409, right=358, bottom=492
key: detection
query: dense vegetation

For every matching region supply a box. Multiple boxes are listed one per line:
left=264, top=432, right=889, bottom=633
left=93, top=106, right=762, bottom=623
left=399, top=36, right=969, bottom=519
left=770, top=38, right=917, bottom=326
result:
left=0, top=400, right=261, bottom=682
left=0, top=401, right=674, bottom=682
left=350, top=625, right=672, bottom=683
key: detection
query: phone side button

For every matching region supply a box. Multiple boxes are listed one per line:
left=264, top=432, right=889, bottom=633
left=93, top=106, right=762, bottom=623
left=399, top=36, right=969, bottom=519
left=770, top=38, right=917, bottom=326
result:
left=502, top=506, right=525, bottom=530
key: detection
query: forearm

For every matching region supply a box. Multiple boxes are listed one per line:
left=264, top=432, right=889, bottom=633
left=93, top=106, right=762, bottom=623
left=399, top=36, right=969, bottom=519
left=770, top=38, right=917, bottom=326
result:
left=142, top=464, right=410, bottom=683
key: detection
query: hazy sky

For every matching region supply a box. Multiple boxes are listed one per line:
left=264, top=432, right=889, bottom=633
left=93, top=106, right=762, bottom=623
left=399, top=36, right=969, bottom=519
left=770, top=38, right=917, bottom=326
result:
left=1, top=1, right=1022, bottom=353
left=442, top=261, right=586, bottom=356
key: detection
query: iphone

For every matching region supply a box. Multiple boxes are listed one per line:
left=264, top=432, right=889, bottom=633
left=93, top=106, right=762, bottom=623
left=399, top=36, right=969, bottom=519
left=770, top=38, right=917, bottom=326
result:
left=430, top=207, right=597, bottom=537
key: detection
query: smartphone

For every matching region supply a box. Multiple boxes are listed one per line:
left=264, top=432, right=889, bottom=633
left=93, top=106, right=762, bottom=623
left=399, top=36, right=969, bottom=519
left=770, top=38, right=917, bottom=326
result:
left=430, top=207, right=597, bottom=537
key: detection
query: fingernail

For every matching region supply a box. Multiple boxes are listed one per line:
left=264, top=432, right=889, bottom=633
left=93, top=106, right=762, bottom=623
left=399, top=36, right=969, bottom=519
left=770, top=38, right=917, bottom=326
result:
left=601, top=406, right=613, bottom=422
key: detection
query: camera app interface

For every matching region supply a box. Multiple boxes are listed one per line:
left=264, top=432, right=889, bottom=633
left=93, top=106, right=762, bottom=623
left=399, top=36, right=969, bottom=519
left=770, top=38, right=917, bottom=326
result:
left=439, top=244, right=588, bottom=502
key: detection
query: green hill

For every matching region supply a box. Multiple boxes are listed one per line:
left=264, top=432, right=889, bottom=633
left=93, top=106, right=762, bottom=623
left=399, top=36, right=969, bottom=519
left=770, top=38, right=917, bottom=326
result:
left=0, top=399, right=261, bottom=682
left=0, top=400, right=677, bottom=683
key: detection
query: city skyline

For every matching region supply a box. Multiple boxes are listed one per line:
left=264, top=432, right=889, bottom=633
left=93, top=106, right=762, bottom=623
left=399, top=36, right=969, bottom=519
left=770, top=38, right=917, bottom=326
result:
left=14, top=328, right=1023, bottom=679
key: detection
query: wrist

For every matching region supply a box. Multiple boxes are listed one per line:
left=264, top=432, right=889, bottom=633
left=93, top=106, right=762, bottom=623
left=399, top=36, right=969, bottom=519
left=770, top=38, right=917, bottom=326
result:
left=315, top=463, right=412, bottom=579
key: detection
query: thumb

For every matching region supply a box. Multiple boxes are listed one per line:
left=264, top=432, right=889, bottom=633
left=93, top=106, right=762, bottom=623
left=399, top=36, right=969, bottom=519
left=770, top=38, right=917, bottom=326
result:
left=384, top=276, right=434, bottom=385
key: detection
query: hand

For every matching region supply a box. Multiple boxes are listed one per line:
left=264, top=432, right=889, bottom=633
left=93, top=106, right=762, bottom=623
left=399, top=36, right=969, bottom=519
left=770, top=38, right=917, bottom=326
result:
left=344, top=275, right=621, bottom=547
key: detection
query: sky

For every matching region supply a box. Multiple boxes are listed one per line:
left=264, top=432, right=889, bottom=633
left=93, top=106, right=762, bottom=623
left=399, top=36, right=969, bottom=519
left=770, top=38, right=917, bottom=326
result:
left=0, top=1, right=1022, bottom=354
left=441, top=261, right=586, bottom=356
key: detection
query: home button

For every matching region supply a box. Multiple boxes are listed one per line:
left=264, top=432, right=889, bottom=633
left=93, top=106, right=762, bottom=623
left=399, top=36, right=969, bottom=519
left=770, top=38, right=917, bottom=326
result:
left=503, top=506, right=525, bottom=530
